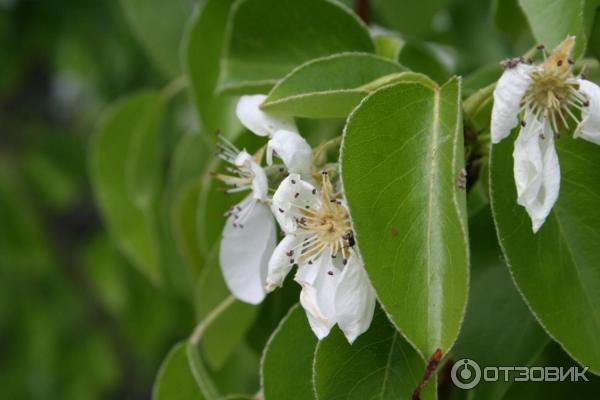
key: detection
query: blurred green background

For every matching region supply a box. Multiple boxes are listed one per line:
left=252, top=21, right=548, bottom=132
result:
left=2, top=0, right=600, bottom=399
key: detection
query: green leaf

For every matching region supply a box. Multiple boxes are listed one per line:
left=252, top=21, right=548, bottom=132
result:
left=261, top=53, right=406, bottom=118
left=397, top=41, right=450, bottom=84
left=261, top=304, right=317, bottom=400
left=374, top=35, right=404, bottom=60
left=517, top=0, right=589, bottom=59
left=172, top=180, right=205, bottom=276
left=184, top=0, right=241, bottom=134
left=314, top=308, right=436, bottom=400
left=90, top=91, right=162, bottom=285
left=490, top=132, right=600, bottom=374
left=453, top=206, right=549, bottom=399
left=341, top=78, right=468, bottom=359
left=125, top=92, right=164, bottom=209
left=153, top=342, right=205, bottom=400
left=121, top=0, right=194, bottom=76
left=371, top=0, right=451, bottom=37
left=195, top=248, right=259, bottom=369
left=218, top=0, right=374, bottom=93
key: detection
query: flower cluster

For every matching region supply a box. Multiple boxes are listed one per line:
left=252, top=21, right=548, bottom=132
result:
left=492, top=36, right=600, bottom=232
left=216, top=95, right=375, bottom=343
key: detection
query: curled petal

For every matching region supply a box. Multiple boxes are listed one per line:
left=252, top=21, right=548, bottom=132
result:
left=267, top=130, right=313, bottom=178
left=219, top=199, right=277, bottom=304
left=491, top=64, right=533, bottom=143
left=513, top=113, right=560, bottom=233
left=334, top=252, right=376, bottom=343
left=295, top=249, right=340, bottom=340
left=271, top=173, right=320, bottom=234
left=265, top=234, right=306, bottom=291
left=235, top=150, right=269, bottom=201
left=575, top=79, right=600, bottom=145
left=236, top=95, right=297, bottom=137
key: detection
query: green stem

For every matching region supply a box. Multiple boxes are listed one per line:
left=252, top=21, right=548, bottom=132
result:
left=189, top=295, right=236, bottom=345
left=161, top=75, right=188, bottom=101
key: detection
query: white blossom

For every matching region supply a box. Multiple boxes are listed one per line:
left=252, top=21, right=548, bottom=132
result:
left=266, top=172, right=375, bottom=343
left=491, top=36, right=600, bottom=232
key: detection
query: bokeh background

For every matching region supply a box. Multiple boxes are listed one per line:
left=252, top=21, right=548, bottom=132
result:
left=2, top=0, right=600, bottom=399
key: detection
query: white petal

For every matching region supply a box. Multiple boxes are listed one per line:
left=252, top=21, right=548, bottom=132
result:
left=271, top=173, right=320, bottom=234
left=265, top=234, right=306, bottom=291
left=219, top=198, right=277, bottom=304
left=491, top=64, right=533, bottom=144
left=267, top=130, right=313, bottom=178
left=334, top=253, right=376, bottom=344
left=235, top=150, right=269, bottom=201
left=575, top=79, right=600, bottom=145
left=513, top=113, right=560, bottom=233
left=295, top=249, right=340, bottom=340
left=236, top=95, right=297, bottom=137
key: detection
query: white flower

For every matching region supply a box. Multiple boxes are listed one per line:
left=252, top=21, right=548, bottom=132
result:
left=266, top=172, right=376, bottom=343
left=236, top=95, right=312, bottom=178
left=491, top=36, right=600, bottom=232
left=216, top=136, right=276, bottom=305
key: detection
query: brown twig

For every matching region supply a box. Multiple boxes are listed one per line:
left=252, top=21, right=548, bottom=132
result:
left=355, top=0, right=370, bottom=24
left=412, top=348, right=443, bottom=400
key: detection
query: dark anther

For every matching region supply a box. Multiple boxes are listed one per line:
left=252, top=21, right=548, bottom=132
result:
left=305, top=205, right=310, bottom=209
left=279, top=167, right=285, bottom=172
left=568, top=59, right=575, bottom=65
left=312, top=188, right=317, bottom=195
left=286, top=250, right=294, bottom=257
left=278, top=208, right=284, bottom=213
left=557, top=59, right=563, bottom=67
left=308, top=260, right=313, bottom=265
left=539, top=133, right=545, bottom=140
left=290, top=258, right=295, bottom=264
left=321, top=170, right=328, bottom=175
left=291, top=179, right=296, bottom=184
left=520, top=120, right=527, bottom=127
left=584, top=100, right=590, bottom=107
left=294, top=192, right=300, bottom=198
left=327, top=271, right=334, bottom=276
left=342, top=259, right=348, bottom=266
left=536, top=44, right=545, bottom=50
left=331, top=254, right=336, bottom=258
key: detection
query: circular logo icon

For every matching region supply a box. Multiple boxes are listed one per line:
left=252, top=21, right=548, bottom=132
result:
left=451, top=359, right=481, bottom=389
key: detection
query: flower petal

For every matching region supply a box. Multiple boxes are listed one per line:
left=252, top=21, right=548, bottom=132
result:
left=271, top=173, right=320, bottom=234
left=265, top=234, right=306, bottom=291
left=267, top=130, right=313, bottom=178
left=236, top=95, right=297, bottom=137
left=295, top=249, right=340, bottom=340
left=513, top=113, right=560, bottom=233
left=219, top=198, right=277, bottom=304
left=235, top=150, right=269, bottom=201
left=334, top=253, right=376, bottom=344
left=491, top=64, right=533, bottom=144
left=575, top=79, right=600, bottom=145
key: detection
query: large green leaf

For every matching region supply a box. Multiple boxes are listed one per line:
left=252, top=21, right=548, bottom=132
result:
left=184, top=0, right=240, bottom=134
left=371, top=0, right=451, bottom=37
left=121, top=0, right=194, bottom=76
left=261, top=53, right=407, bottom=118
left=453, top=206, right=549, bottom=399
left=314, top=308, right=436, bottom=400
left=490, top=133, right=600, bottom=373
left=90, top=91, right=163, bottom=285
left=261, top=304, right=317, bottom=400
left=218, top=0, right=374, bottom=93
left=341, top=78, right=468, bottom=359
left=153, top=342, right=205, bottom=400
left=517, top=0, right=594, bottom=59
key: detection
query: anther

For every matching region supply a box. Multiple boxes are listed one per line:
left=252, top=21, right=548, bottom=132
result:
left=557, top=59, right=563, bottom=67
left=327, top=271, right=334, bottom=276
left=584, top=100, right=590, bottom=107
left=294, top=192, right=300, bottom=198
left=342, top=259, right=348, bottom=266
left=286, top=250, right=294, bottom=257
left=290, top=258, right=294, bottom=264
left=312, top=188, right=316, bottom=195
left=568, top=59, right=575, bottom=65
left=278, top=208, right=284, bottom=213
left=520, top=119, right=527, bottom=127
left=539, top=133, right=545, bottom=140
left=536, top=44, right=545, bottom=50
left=291, top=179, right=296, bottom=184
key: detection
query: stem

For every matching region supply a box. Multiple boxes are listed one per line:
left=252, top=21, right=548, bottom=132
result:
left=412, top=348, right=443, bottom=400
left=189, top=295, right=236, bottom=345
left=355, top=0, right=370, bottom=24
left=161, top=75, right=188, bottom=101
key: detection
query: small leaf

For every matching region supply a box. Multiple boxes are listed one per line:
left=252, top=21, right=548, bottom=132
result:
left=153, top=342, right=205, bottom=400
left=314, top=308, right=436, bottom=400
left=490, top=132, right=600, bottom=374
left=341, top=78, right=468, bottom=359
left=121, top=0, right=194, bottom=76
left=261, top=304, right=317, bottom=400
left=172, top=180, right=204, bottom=276
left=184, top=0, right=241, bottom=134
left=90, top=91, right=162, bottom=285
left=374, top=35, right=404, bottom=60
left=218, top=0, right=374, bottom=93
left=261, top=53, right=406, bottom=118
